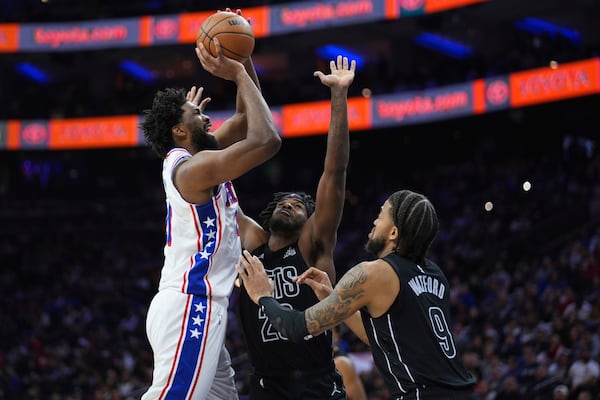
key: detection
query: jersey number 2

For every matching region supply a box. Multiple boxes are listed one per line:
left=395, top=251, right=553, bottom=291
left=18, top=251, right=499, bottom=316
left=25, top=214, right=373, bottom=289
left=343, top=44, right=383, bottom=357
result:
left=259, top=303, right=292, bottom=342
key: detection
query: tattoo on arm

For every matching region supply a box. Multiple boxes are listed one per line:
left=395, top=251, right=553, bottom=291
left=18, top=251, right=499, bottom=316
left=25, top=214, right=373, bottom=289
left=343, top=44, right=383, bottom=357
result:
left=305, top=265, right=368, bottom=334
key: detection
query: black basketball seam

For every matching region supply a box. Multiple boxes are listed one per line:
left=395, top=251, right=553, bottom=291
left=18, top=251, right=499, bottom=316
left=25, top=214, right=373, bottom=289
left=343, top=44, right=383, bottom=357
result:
left=197, top=13, right=254, bottom=59
left=200, top=14, right=241, bottom=39
left=212, top=32, right=254, bottom=37
left=213, top=33, right=254, bottom=57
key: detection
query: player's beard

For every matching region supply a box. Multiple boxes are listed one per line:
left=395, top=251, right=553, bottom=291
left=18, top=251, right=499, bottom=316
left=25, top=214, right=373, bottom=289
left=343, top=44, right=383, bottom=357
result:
left=269, top=215, right=304, bottom=234
left=191, top=126, right=219, bottom=151
left=365, top=235, right=386, bottom=256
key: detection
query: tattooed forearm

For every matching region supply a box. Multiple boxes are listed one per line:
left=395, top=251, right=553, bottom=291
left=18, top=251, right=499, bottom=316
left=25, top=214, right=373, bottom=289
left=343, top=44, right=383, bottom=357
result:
left=305, top=265, right=368, bottom=334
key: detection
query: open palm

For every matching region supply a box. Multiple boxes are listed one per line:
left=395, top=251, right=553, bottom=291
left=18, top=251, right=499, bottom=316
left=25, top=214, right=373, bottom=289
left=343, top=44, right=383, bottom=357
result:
left=314, top=55, right=356, bottom=89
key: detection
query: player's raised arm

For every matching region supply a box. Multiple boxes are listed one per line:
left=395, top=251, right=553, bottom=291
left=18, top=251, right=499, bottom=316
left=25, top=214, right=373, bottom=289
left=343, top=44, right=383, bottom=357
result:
left=300, top=56, right=356, bottom=283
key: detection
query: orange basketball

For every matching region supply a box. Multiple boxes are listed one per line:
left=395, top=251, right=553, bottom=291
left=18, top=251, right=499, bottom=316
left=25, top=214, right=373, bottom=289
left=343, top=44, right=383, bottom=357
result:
left=196, top=11, right=255, bottom=63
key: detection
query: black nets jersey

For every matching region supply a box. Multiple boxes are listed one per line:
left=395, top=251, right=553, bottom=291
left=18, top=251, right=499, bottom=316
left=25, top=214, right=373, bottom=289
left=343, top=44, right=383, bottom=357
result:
left=238, top=242, right=334, bottom=373
left=360, top=253, right=476, bottom=398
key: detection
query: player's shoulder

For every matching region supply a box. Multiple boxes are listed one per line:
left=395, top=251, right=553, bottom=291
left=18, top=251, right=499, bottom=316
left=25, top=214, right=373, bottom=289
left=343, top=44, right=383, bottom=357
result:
left=165, top=148, right=192, bottom=173
left=361, top=257, right=394, bottom=270
left=166, top=147, right=191, bottom=159
left=351, top=259, right=398, bottom=283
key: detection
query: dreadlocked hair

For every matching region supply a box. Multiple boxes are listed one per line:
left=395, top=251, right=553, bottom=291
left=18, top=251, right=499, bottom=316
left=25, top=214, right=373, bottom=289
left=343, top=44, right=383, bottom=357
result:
left=140, top=88, right=186, bottom=159
left=258, top=191, right=315, bottom=232
left=388, top=190, right=439, bottom=265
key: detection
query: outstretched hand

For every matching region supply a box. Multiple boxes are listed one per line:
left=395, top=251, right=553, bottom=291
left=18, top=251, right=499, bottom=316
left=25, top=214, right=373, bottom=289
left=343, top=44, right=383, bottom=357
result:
left=236, top=250, right=274, bottom=304
left=186, top=86, right=211, bottom=112
left=295, top=267, right=334, bottom=301
left=314, top=55, right=356, bottom=90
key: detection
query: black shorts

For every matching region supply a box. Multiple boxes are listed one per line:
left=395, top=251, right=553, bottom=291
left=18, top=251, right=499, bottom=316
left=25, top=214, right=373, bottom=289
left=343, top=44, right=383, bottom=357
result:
left=248, top=364, right=346, bottom=400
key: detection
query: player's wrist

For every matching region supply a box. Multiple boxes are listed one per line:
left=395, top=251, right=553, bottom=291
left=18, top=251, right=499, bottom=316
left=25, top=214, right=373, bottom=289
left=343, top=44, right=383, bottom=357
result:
left=233, top=67, right=249, bottom=83
left=330, top=86, right=348, bottom=97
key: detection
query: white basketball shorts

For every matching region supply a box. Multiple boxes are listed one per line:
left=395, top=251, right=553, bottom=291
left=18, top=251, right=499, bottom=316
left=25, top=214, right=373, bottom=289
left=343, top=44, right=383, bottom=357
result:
left=141, top=289, right=238, bottom=400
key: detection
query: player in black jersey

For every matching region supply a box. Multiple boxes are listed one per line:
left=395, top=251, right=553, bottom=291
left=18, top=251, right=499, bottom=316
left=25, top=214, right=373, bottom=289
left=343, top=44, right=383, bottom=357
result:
left=237, top=190, right=478, bottom=400
left=235, top=55, right=355, bottom=400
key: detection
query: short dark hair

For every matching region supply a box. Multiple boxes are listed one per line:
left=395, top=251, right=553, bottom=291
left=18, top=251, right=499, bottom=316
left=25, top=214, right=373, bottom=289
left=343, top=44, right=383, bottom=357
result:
left=258, top=192, right=315, bottom=231
left=388, top=190, right=439, bottom=265
left=141, top=88, right=186, bottom=159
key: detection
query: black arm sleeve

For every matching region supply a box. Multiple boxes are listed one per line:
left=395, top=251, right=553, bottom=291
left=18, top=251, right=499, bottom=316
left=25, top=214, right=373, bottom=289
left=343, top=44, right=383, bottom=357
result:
left=258, top=296, right=310, bottom=343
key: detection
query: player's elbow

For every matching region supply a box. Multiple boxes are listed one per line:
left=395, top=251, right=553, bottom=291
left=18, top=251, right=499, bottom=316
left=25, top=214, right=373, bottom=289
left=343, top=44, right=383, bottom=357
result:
left=259, top=127, right=281, bottom=157
left=268, top=130, right=282, bottom=153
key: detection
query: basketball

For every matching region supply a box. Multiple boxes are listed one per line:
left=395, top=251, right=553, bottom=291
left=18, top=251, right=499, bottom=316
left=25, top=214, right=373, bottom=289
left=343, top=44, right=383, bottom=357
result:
left=196, top=11, right=255, bottom=63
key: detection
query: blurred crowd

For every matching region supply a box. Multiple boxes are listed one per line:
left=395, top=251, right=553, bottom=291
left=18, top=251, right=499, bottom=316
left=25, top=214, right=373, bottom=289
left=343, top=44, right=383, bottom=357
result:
left=0, top=104, right=599, bottom=399
left=2, top=1, right=600, bottom=399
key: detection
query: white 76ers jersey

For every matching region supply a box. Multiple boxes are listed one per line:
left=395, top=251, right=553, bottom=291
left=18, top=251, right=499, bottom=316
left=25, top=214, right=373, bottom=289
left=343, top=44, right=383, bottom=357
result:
left=159, top=148, right=241, bottom=298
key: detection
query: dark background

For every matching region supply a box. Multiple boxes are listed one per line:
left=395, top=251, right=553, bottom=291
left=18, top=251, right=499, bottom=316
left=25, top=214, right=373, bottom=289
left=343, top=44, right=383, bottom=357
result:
left=1, top=1, right=600, bottom=399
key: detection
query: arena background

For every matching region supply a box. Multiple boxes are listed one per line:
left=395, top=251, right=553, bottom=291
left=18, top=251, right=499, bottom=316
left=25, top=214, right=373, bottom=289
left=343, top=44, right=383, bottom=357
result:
left=1, top=1, right=599, bottom=399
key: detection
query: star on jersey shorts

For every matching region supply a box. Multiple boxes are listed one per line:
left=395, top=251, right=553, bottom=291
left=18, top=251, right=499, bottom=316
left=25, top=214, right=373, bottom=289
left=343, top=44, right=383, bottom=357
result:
left=142, top=289, right=238, bottom=400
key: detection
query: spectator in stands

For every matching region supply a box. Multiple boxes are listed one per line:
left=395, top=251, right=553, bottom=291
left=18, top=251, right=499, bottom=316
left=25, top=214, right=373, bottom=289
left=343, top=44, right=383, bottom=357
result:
left=495, top=375, right=524, bottom=400
left=568, top=344, right=599, bottom=398
left=552, top=384, right=569, bottom=400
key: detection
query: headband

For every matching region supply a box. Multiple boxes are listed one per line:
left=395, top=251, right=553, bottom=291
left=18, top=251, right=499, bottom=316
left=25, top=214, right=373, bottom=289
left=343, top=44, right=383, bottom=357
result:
left=282, top=193, right=314, bottom=216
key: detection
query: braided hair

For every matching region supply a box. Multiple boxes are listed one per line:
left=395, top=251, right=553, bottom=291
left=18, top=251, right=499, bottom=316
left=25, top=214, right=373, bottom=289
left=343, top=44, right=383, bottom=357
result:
left=141, top=88, right=186, bottom=159
left=388, top=190, right=439, bottom=265
left=258, top=192, right=315, bottom=232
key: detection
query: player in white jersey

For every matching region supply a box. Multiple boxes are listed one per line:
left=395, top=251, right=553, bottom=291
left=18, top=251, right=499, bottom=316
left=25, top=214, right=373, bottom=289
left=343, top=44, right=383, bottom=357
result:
left=139, top=17, right=281, bottom=400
